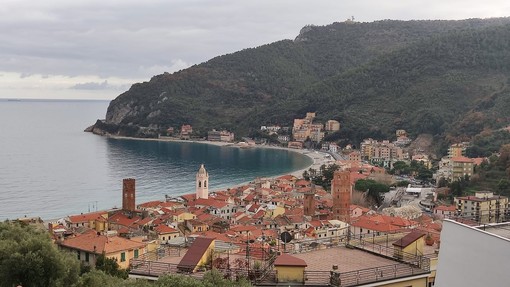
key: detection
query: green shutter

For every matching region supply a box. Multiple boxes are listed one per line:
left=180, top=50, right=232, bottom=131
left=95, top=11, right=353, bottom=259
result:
left=121, top=252, right=126, bottom=262
left=134, top=249, right=139, bottom=258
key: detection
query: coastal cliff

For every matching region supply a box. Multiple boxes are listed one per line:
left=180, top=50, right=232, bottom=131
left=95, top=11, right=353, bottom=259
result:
left=90, top=18, right=510, bottom=143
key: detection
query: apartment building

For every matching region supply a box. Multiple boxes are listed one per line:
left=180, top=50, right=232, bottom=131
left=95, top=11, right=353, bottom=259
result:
left=454, top=191, right=509, bottom=224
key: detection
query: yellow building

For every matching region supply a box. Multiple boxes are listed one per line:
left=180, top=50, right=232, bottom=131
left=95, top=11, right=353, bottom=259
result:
left=392, top=231, right=425, bottom=261
left=173, top=211, right=197, bottom=223
left=154, top=225, right=181, bottom=243
left=177, top=237, right=215, bottom=273
left=265, top=205, right=286, bottom=219
left=455, top=191, right=509, bottom=224
left=448, top=143, right=466, bottom=158
left=274, top=253, right=307, bottom=283
left=450, top=156, right=474, bottom=180
left=325, top=120, right=340, bottom=131
left=59, top=230, right=147, bottom=269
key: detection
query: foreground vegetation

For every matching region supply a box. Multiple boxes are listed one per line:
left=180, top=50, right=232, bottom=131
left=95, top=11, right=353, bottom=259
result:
left=0, top=222, right=250, bottom=287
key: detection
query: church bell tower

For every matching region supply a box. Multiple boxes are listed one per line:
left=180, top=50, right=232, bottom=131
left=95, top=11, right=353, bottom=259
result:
left=196, top=164, right=209, bottom=199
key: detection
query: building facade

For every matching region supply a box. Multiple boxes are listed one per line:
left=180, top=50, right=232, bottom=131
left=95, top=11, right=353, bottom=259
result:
left=454, top=191, right=509, bottom=224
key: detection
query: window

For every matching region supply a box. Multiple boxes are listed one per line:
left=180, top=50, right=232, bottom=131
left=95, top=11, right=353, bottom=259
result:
left=198, top=181, right=201, bottom=187
left=204, top=180, right=207, bottom=187
left=120, top=252, right=126, bottom=262
left=134, top=249, right=139, bottom=259
left=77, top=250, right=81, bottom=260
left=85, top=253, right=89, bottom=262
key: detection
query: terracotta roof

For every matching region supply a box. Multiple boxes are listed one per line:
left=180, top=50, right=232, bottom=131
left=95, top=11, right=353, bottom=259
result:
left=154, top=225, right=179, bottom=234
left=393, top=231, right=426, bottom=248
left=108, top=213, right=140, bottom=227
left=180, top=193, right=196, bottom=202
left=59, top=231, right=146, bottom=254
left=137, top=200, right=164, bottom=208
left=351, top=216, right=401, bottom=233
left=451, top=156, right=474, bottom=163
left=67, top=211, right=107, bottom=223
left=177, top=237, right=214, bottom=270
left=274, top=253, right=307, bottom=267
left=276, top=175, right=296, bottom=181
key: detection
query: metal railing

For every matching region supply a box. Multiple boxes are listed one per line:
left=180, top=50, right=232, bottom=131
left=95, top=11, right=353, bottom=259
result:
left=330, top=263, right=429, bottom=287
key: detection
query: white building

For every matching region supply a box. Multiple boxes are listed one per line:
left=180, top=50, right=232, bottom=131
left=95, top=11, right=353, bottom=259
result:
left=435, top=220, right=510, bottom=286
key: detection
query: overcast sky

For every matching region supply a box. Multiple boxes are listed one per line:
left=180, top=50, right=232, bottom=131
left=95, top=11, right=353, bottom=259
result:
left=1, top=0, right=509, bottom=100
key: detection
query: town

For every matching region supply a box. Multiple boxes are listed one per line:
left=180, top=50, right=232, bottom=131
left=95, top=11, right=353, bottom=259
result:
left=13, top=112, right=510, bottom=287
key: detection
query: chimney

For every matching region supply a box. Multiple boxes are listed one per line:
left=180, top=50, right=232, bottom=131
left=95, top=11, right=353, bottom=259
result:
left=122, top=178, right=136, bottom=212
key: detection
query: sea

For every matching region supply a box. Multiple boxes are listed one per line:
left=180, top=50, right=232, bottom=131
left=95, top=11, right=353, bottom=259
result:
left=0, top=100, right=312, bottom=220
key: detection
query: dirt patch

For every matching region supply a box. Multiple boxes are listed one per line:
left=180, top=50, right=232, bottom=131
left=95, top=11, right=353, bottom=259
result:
left=406, top=134, right=435, bottom=158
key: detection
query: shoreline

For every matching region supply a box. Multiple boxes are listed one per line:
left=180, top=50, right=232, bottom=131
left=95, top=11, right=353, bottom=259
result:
left=104, top=134, right=334, bottom=179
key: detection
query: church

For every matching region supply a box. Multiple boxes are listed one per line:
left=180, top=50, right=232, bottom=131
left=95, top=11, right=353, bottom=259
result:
left=195, top=164, right=209, bottom=199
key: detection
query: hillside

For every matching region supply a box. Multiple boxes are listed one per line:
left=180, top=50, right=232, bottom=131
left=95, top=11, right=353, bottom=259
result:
left=93, top=18, right=510, bottom=149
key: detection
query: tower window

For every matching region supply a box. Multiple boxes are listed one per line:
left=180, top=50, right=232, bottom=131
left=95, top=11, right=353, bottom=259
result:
left=198, top=181, right=201, bottom=188
left=204, top=180, right=207, bottom=187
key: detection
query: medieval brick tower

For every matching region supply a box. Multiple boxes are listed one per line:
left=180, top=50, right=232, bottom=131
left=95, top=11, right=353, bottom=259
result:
left=304, top=184, right=316, bottom=217
left=196, top=164, right=209, bottom=199
left=122, top=178, right=136, bottom=212
left=331, top=170, right=351, bottom=223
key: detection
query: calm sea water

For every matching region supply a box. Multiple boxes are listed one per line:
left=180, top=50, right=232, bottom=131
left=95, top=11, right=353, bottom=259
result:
left=0, top=100, right=311, bottom=220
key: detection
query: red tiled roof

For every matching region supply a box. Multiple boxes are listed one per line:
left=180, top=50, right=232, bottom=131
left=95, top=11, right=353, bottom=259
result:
left=181, top=193, right=196, bottom=202
left=351, top=216, right=401, bottom=233
left=108, top=213, right=140, bottom=227
left=274, top=253, right=307, bottom=267
left=177, top=237, right=214, bottom=270
left=154, top=225, right=179, bottom=234
left=137, top=200, right=164, bottom=208
left=59, top=231, right=146, bottom=254
left=451, top=156, right=474, bottom=163
left=67, top=211, right=107, bottom=223
left=393, top=231, right=426, bottom=248
left=295, top=179, right=310, bottom=187
left=276, top=175, right=296, bottom=181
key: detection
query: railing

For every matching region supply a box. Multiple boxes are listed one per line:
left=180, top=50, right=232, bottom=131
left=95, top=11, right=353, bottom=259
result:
left=131, top=247, right=277, bottom=284
left=347, top=237, right=430, bottom=271
left=330, top=263, right=429, bottom=287
left=137, top=246, right=181, bottom=261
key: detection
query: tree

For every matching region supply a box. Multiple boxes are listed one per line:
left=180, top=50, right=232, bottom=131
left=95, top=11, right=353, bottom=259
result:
left=0, top=221, right=80, bottom=287
left=76, top=270, right=124, bottom=287
left=95, top=253, right=128, bottom=279
left=354, top=179, right=389, bottom=206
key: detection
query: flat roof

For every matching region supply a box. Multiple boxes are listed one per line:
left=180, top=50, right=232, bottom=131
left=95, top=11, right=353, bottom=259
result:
left=290, top=246, right=403, bottom=272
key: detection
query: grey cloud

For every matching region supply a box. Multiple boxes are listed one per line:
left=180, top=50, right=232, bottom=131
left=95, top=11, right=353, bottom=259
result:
left=1, top=0, right=509, bottom=83
left=70, top=80, right=114, bottom=90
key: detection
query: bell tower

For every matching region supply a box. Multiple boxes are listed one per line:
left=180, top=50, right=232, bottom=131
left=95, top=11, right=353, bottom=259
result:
left=331, top=170, right=351, bottom=223
left=196, top=164, right=209, bottom=199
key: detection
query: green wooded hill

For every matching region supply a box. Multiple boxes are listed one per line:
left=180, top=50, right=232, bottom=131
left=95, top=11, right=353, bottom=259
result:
left=99, top=18, right=510, bottom=146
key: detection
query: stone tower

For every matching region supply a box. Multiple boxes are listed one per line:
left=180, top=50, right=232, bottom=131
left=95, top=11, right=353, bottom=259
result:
left=122, top=178, right=136, bottom=212
left=331, top=170, right=351, bottom=223
left=196, top=164, right=209, bottom=199
left=304, top=184, right=316, bottom=217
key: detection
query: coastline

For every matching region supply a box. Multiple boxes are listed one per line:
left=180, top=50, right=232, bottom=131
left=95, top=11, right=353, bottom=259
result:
left=104, top=134, right=334, bottom=179
left=36, top=135, right=335, bottom=222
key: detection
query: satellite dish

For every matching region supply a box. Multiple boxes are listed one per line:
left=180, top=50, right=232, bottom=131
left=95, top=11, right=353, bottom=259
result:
left=280, top=231, right=293, bottom=243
